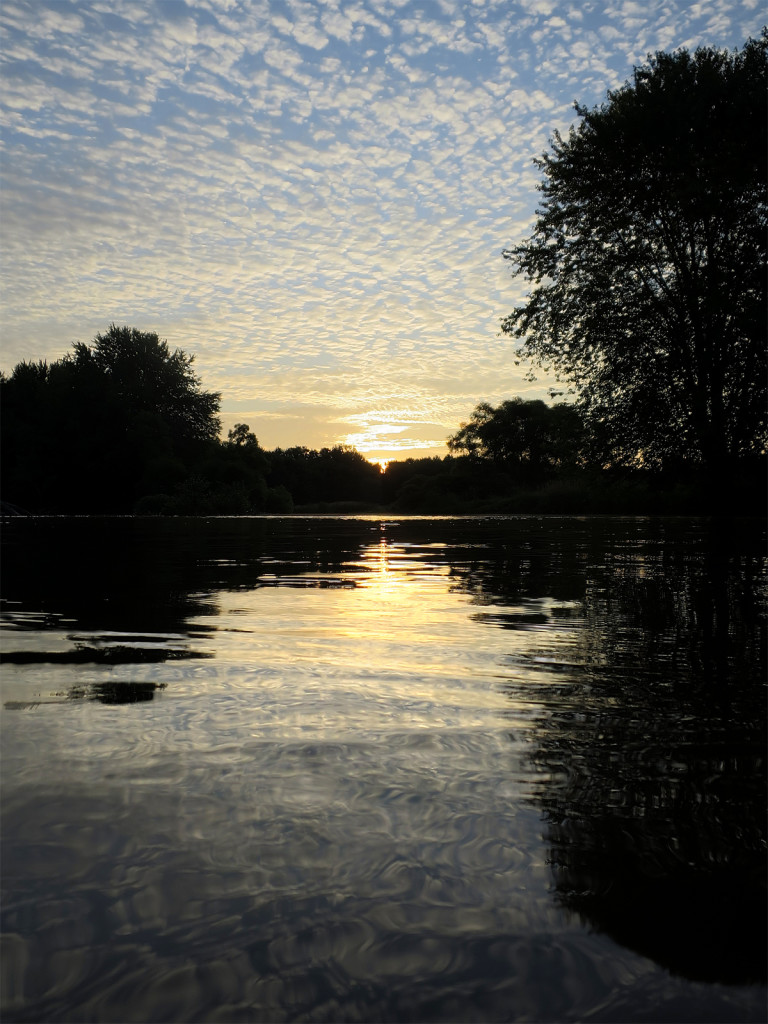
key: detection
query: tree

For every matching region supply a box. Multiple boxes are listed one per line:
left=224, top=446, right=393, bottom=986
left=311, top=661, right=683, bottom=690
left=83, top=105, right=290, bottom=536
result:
left=71, top=325, right=221, bottom=444
left=1, top=326, right=222, bottom=512
left=501, top=35, right=767, bottom=481
left=448, top=398, right=584, bottom=478
left=227, top=423, right=259, bottom=448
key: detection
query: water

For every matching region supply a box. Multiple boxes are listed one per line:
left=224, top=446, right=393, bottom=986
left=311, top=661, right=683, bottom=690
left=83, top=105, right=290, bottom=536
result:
left=1, top=515, right=765, bottom=1023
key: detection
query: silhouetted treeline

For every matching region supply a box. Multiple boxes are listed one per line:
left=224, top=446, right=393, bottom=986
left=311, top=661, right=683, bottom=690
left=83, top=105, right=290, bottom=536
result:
left=383, top=396, right=764, bottom=515
left=380, top=455, right=766, bottom=515
left=266, top=445, right=380, bottom=510
left=0, top=328, right=381, bottom=515
left=2, top=327, right=764, bottom=516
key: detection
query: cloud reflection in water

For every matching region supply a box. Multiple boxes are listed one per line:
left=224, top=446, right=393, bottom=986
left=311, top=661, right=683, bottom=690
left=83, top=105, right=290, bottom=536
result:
left=1, top=515, right=765, bottom=1022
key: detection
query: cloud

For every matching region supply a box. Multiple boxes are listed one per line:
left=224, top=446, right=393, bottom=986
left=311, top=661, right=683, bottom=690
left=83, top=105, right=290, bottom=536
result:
left=0, top=0, right=762, bottom=459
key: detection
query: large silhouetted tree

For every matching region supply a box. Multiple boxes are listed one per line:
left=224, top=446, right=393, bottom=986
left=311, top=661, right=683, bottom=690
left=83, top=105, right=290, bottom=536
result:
left=1, top=326, right=222, bottom=512
left=71, top=325, right=221, bottom=445
left=501, top=35, right=767, bottom=483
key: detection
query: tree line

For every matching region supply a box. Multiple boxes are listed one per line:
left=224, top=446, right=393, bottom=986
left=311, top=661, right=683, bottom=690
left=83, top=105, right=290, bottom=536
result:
left=0, top=325, right=378, bottom=514
left=0, top=329, right=758, bottom=514
left=2, top=35, right=765, bottom=516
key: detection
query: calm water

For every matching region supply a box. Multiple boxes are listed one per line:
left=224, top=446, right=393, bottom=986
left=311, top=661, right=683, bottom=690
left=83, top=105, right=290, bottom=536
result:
left=1, top=515, right=765, bottom=1023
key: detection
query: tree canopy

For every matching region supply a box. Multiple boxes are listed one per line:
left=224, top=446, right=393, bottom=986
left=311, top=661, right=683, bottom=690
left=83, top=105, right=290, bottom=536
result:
left=0, top=325, right=387, bottom=514
left=501, top=35, right=767, bottom=478
left=1, top=326, right=222, bottom=512
left=72, top=325, right=221, bottom=444
left=448, top=398, right=584, bottom=479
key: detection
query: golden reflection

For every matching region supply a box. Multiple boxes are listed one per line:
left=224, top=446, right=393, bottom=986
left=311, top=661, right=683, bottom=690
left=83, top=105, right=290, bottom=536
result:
left=358, top=537, right=405, bottom=602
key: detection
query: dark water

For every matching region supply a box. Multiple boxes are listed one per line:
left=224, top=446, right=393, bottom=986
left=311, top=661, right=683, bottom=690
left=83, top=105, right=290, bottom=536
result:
left=1, top=515, right=765, bottom=1023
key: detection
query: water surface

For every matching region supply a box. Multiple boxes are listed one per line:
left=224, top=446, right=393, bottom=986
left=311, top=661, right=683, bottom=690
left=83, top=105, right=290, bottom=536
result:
left=1, top=515, right=765, bottom=1022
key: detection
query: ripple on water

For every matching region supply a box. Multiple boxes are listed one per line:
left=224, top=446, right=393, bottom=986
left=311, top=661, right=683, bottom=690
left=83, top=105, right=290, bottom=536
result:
left=1, top=516, right=765, bottom=1022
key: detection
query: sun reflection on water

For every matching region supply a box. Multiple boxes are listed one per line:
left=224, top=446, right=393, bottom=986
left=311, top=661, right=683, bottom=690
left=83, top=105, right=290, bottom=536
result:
left=360, top=538, right=400, bottom=600
left=2, top=516, right=765, bottom=1024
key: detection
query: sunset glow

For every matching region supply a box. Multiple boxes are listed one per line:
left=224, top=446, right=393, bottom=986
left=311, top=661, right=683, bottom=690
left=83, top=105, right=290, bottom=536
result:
left=1, top=0, right=761, bottom=461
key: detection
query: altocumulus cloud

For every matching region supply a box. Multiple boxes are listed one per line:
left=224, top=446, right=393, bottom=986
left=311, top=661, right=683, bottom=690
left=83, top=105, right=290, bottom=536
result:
left=0, top=0, right=762, bottom=460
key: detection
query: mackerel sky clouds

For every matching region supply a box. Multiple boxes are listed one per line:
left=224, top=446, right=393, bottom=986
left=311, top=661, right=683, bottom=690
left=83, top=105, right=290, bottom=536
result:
left=1, top=0, right=763, bottom=462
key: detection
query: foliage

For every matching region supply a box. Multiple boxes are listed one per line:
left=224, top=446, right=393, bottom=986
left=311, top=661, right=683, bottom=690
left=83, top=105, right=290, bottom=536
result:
left=72, top=325, right=222, bottom=445
left=227, top=423, right=260, bottom=448
left=266, top=445, right=382, bottom=508
left=501, top=35, right=767, bottom=478
left=1, top=326, right=223, bottom=512
left=1, top=325, right=381, bottom=511
left=3, top=318, right=763, bottom=515
left=447, top=398, right=584, bottom=479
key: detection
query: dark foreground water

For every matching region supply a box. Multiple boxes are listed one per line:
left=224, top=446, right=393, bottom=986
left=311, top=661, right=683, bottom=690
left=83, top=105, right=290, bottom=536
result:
left=1, top=515, right=765, bottom=1023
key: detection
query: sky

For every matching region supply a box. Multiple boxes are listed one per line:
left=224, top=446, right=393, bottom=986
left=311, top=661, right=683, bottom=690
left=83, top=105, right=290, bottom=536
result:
left=0, top=0, right=763, bottom=464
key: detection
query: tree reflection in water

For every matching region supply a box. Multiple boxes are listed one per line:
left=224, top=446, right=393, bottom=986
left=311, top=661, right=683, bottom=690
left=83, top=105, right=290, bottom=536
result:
left=450, top=519, right=767, bottom=986
left=2, top=514, right=765, bottom=1020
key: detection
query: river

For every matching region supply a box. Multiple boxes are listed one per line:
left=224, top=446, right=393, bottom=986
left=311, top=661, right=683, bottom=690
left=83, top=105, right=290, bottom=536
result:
left=1, top=515, right=765, bottom=1022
